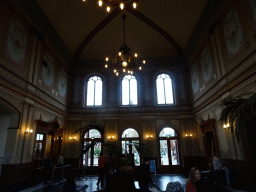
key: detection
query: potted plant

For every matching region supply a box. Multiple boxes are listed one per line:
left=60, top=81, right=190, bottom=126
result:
left=219, top=91, right=256, bottom=189
left=219, top=92, right=256, bottom=141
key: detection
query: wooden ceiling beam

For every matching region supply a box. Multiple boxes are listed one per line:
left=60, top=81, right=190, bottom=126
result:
left=74, top=8, right=122, bottom=61
left=125, top=5, right=183, bottom=56
left=74, top=4, right=183, bottom=61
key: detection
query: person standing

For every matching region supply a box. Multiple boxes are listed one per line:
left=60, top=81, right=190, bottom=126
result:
left=57, top=154, right=64, bottom=166
left=104, top=153, right=115, bottom=190
left=54, top=154, right=64, bottom=181
left=97, top=152, right=105, bottom=188
left=211, top=152, right=232, bottom=186
left=43, top=153, right=52, bottom=184
left=212, top=153, right=223, bottom=171
left=138, top=156, right=153, bottom=192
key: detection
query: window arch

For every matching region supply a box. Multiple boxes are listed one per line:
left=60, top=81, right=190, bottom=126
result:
left=156, top=73, right=174, bottom=104
left=83, top=129, right=102, bottom=167
left=121, top=128, right=140, bottom=166
left=122, top=75, right=138, bottom=105
left=86, top=76, right=102, bottom=106
left=159, top=127, right=180, bottom=166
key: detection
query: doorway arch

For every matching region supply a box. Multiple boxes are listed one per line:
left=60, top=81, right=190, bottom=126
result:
left=82, top=128, right=102, bottom=167
left=0, top=98, right=20, bottom=174
left=121, top=128, right=140, bottom=166
left=158, top=127, right=181, bottom=173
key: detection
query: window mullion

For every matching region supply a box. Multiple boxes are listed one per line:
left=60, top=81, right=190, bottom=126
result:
left=129, top=79, right=131, bottom=105
left=163, top=78, right=166, bottom=104
left=94, top=80, right=96, bottom=106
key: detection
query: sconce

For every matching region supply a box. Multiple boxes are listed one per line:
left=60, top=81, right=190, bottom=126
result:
left=185, top=134, right=193, bottom=137
left=26, top=129, right=33, bottom=133
left=146, top=135, right=153, bottom=139
left=223, top=123, right=230, bottom=129
left=108, top=136, right=115, bottom=140
left=69, top=136, right=76, bottom=140
left=54, top=137, right=60, bottom=141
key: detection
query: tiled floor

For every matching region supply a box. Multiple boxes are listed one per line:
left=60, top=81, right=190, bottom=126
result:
left=20, top=174, right=188, bottom=192
left=19, top=174, right=250, bottom=192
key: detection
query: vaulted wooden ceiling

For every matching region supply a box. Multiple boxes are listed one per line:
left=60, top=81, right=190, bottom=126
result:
left=32, top=0, right=214, bottom=62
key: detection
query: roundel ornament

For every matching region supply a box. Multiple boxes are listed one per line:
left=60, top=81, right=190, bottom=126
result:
left=7, top=19, right=27, bottom=62
left=224, top=9, right=243, bottom=55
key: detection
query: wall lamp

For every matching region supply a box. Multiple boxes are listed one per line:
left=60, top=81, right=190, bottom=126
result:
left=108, top=136, right=115, bottom=140
left=54, top=137, right=62, bottom=141
left=146, top=135, right=153, bottom=139
left=185, top=134, right=193, bottom=137
left=26, top=129, right=33, bottom=133
left=223, top=123, right=230, bottom=129
left=69, top=136, right=76, bottom=140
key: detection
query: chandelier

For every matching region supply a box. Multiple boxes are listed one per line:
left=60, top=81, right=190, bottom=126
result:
left=83, top=0, right=138, bottom=12
left=104, top=14, right=146, bottom=76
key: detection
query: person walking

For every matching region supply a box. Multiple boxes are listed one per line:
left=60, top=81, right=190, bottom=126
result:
left=97, top=152, right=105, bottom=188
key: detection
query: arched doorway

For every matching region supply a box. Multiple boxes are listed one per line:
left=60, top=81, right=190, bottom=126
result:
left=83, top=129, right=102, bottom=167
left=121, top=128, right=140, bottom=166
left=159, top=127, right=181, bottom=173
left=0, top=98, right=20, bottom=175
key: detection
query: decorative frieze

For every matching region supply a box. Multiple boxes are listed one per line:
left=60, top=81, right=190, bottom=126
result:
left=0, top=84, right=25, bottom=101
left=0, top=66, right=67, bottom=111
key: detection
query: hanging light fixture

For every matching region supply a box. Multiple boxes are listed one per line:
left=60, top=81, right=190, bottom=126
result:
left=104, top=14, right=145, bottom=76
left=82, top=0, right=138, bottom=13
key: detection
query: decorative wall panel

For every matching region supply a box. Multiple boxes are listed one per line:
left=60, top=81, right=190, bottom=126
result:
left=1, top=6, right=33, bottom=73
left=37, top=46, right=68, bottom=104
left=217, top=0, right=250, bottom=72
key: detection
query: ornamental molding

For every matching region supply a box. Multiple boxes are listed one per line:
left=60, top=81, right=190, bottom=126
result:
left=0, top=66, right=67, bottom=112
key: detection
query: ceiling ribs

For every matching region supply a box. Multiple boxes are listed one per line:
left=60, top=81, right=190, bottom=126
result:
left=125, top=6, right=183, bottom=56
left=74, top=4, right=183, bottom=61
left=74, top=8, right=122, bottom=61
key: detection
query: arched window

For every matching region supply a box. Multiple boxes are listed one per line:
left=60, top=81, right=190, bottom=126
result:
left=83, top=129, right=102, bottom=167
left=159, top=127, right=180, bottom=166
left=156, top=73, right=174, bottom=104
left=86, top=76, right=102, bottom=106
left=122, top=75, right=138, bottom=105
left=121, top=128, right=140, bottom=166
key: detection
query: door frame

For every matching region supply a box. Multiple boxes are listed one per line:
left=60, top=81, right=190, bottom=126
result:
left=199, top=119, right=219, bottom=169
left=158, top=128, right=182, bottom=173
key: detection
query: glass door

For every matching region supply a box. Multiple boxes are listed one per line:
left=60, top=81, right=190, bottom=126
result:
left=159, top=127, right=181, bottom=173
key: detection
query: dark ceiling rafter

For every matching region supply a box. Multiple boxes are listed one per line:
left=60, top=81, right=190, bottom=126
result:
left=125, top=5, right=183, bottom=56
left=74, top=3, right=183, bottom=61
left=74, top=8, right=122, bottom=61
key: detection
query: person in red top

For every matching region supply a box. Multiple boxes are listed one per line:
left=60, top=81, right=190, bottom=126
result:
left=97, top=152, right=106, bottom=188
left=186, top=167, right=207, bottom=192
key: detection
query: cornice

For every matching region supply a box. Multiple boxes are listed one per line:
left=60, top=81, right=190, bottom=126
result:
left=68, top=105, right=192, bottom=116
left=0, top=66, right=68, bottom=116
left=193, top=58, right=256, bottom=115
